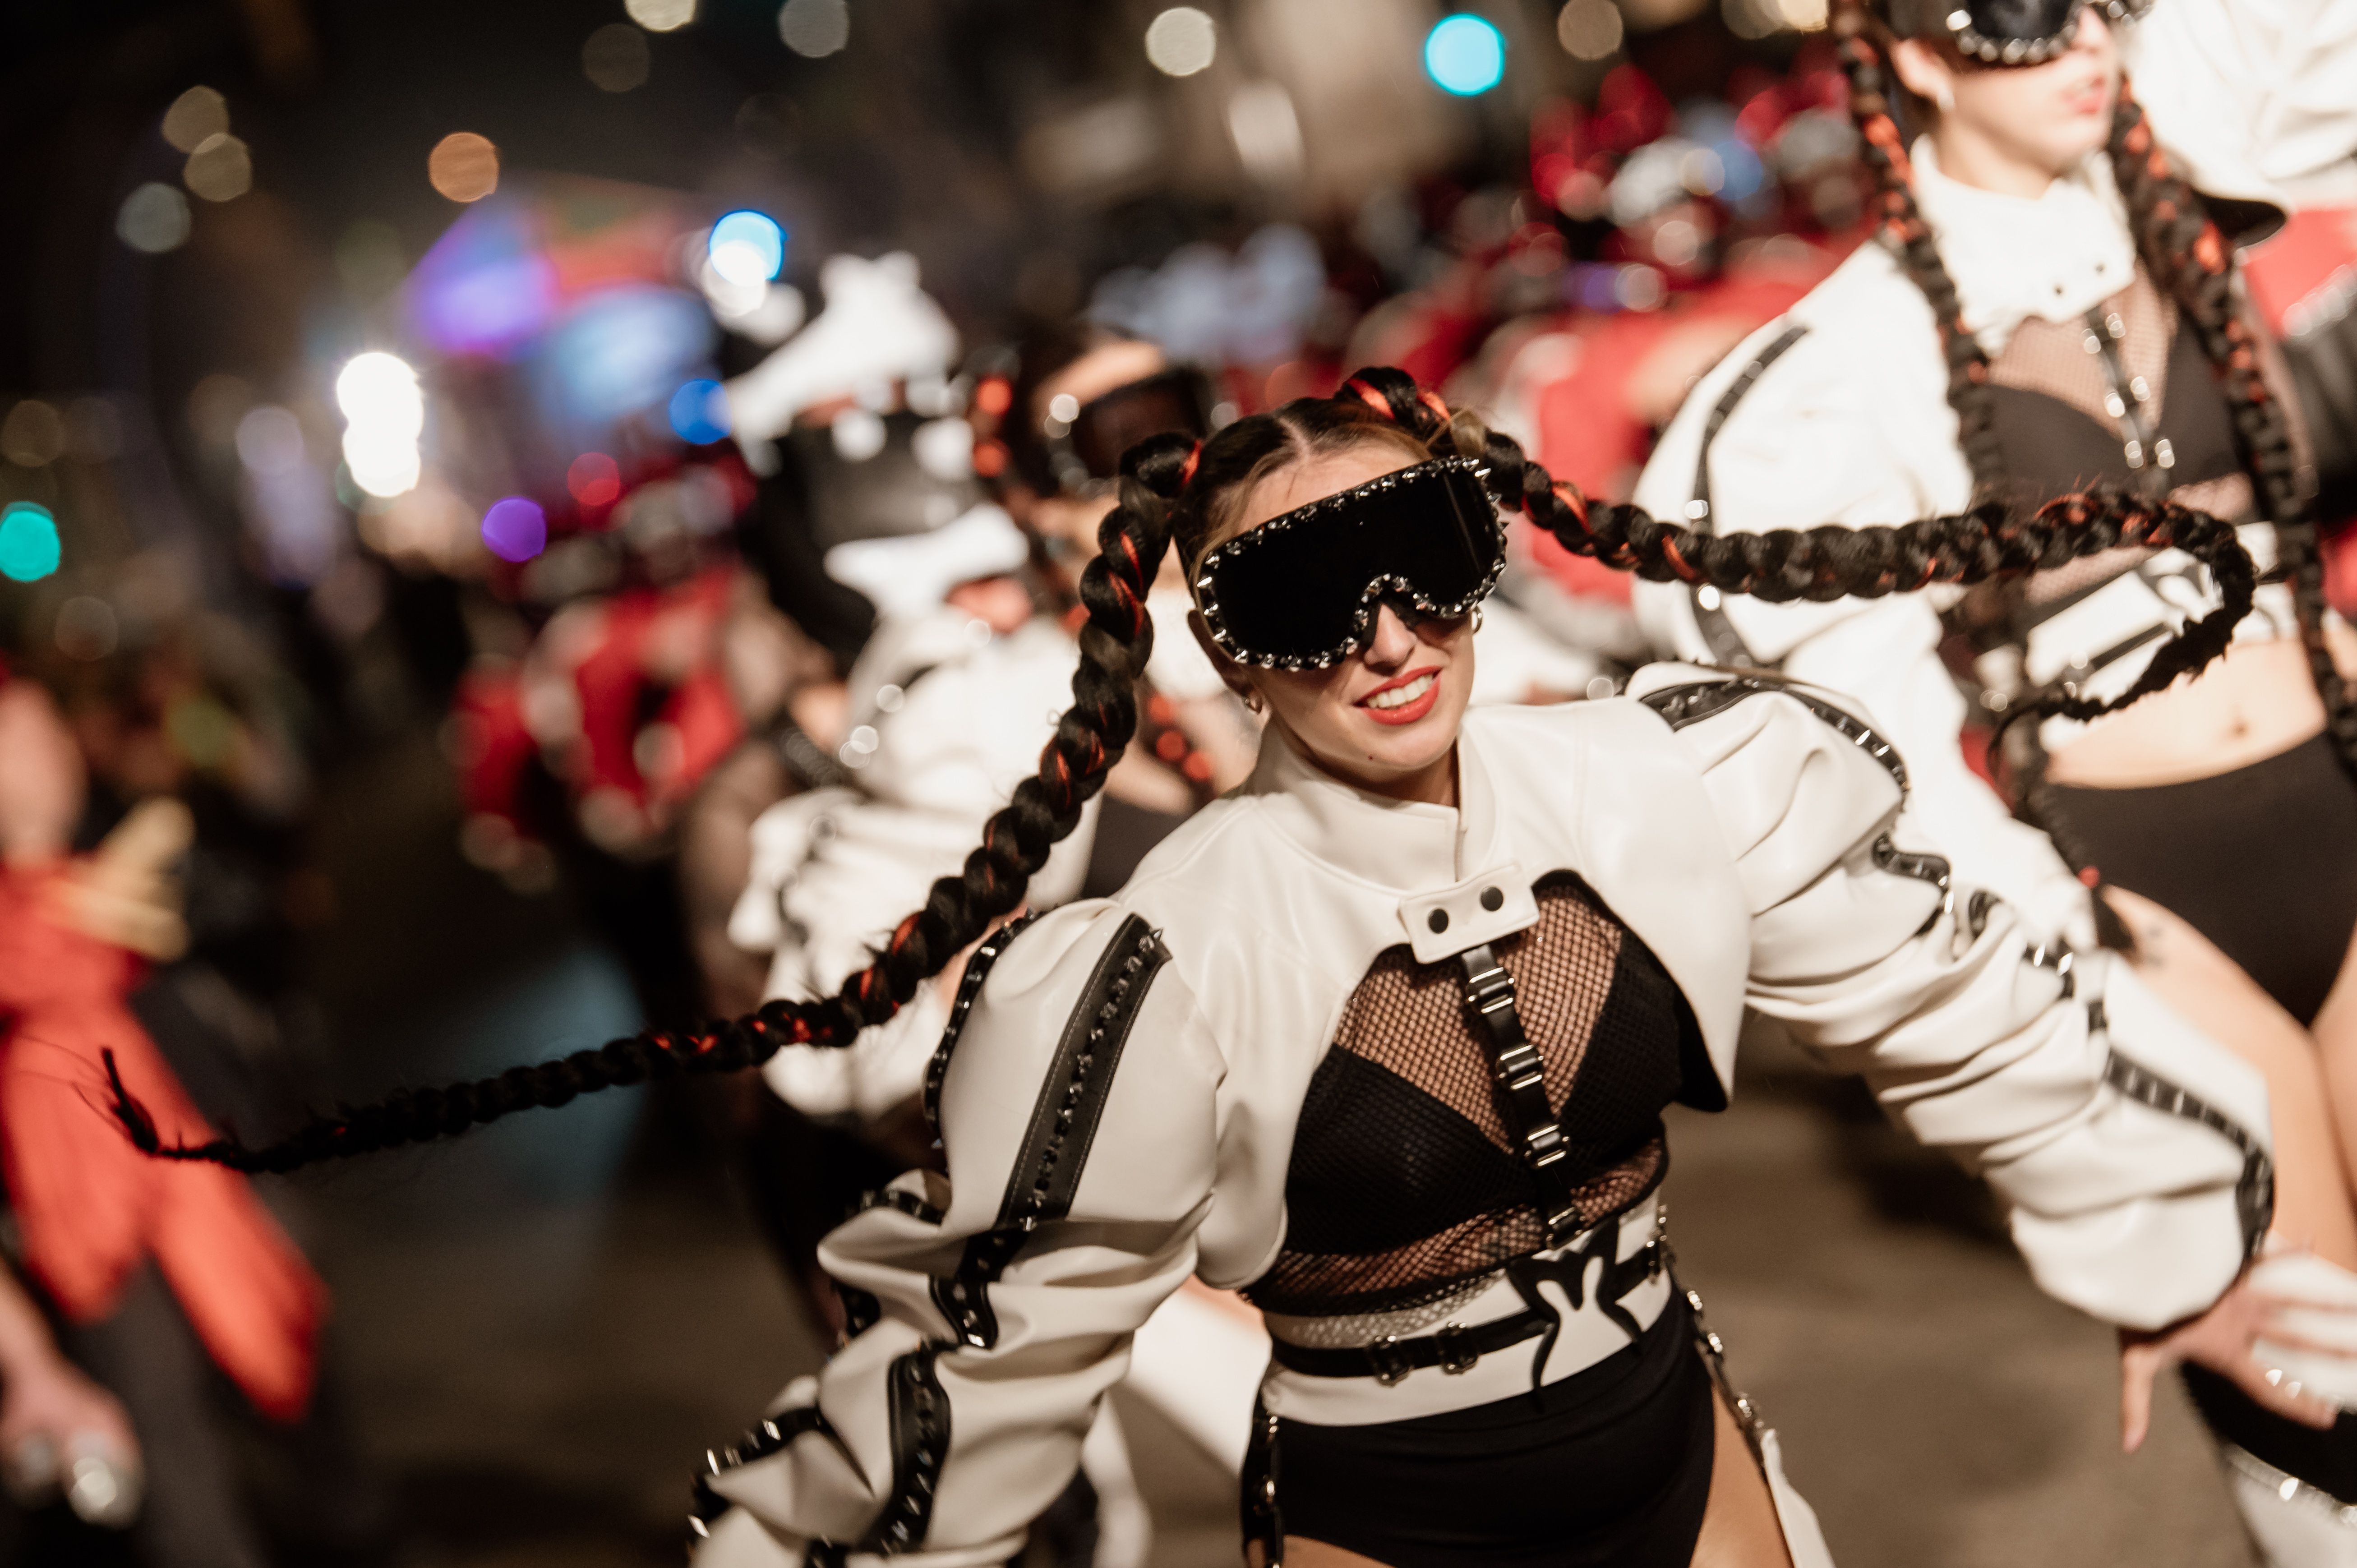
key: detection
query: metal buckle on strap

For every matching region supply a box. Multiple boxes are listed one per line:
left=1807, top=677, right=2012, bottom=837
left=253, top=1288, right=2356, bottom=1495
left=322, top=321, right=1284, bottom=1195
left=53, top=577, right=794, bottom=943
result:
left=1366, top=1335, right=1413, bottom=1386
left=1434, top=1323, right=1478, bottom=1374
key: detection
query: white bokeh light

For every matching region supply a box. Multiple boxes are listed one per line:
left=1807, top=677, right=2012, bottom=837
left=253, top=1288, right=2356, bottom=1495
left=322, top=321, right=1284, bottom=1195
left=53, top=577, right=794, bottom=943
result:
left=1145, top=8, right=1217, bottom=76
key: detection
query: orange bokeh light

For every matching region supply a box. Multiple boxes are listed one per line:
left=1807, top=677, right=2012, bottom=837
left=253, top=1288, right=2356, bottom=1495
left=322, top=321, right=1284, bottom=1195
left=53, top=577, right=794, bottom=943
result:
left=429, top=133, right=500, bottom=203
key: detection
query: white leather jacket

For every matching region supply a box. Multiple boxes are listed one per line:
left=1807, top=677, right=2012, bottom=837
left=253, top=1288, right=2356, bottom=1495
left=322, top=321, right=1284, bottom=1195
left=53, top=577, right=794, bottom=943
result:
left=694, top=668, right=2268, bottom=1567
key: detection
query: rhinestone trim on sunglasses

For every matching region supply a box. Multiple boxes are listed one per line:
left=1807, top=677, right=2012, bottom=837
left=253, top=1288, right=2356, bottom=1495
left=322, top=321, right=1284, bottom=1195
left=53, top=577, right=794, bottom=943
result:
left=1192, top=457, right=1504, bottom=671
left=1940, top=0, right=2149, bottom=65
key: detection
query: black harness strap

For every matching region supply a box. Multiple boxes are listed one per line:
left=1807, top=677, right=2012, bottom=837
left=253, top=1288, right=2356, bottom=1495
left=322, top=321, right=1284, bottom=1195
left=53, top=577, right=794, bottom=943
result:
left=861, top=1345, right=953, bottom=1553
left=1456, top=941, right=1585, bottom=1248
left=932, top=916, right=1168, bottom=1349
left=1686, top=324, right=1810, bottom=668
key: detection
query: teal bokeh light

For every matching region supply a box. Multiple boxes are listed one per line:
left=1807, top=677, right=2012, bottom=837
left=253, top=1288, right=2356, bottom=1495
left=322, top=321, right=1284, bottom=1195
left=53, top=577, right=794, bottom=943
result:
left=0, top=503, right=60, bottom=583
left=1425, top=14, right=1506, bottom=96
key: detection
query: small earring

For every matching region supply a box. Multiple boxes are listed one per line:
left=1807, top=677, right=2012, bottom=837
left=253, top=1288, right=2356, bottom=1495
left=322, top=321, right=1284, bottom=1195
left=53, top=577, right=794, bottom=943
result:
left=1243, top=690, right=1265, bottom=715
left=1471, top=605, right=1485, bottom=633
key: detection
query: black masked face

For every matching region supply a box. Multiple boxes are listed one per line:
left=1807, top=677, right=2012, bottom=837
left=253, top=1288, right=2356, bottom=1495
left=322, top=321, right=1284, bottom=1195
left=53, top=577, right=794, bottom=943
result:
left=1899, top=0, right=2148, bottom=64
left=1192, top=458, right=1506, bottom=670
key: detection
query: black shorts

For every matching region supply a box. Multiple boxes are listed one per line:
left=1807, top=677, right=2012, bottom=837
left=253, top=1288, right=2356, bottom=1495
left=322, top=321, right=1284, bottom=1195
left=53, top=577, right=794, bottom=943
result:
left=1250, top=1292, right=1716, bottom=1568
left=2045, top=734, right=2357, bottom=1026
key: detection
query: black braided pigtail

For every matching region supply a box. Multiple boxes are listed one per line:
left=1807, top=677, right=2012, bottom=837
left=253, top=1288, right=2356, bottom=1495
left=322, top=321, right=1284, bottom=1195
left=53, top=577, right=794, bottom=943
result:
left=2105, top=84, right=2357, bottom=779
left=1832, top=0, right=2006, bottom=489
left=111, top=443, right=1190, bottom=1174
left=1458, top=411, right=2256, bottom=728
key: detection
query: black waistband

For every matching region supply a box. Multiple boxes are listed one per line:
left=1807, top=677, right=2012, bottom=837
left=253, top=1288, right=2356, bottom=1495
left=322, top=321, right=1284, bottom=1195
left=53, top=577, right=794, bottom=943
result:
left=1270, top=1233, right=1663, bottom=1384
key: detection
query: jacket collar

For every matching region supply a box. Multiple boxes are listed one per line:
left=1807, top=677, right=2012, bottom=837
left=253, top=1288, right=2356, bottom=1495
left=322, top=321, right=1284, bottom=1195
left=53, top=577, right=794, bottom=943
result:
left=1241, top=722, right=1497, bottom=895
left=1909, top=137, right=2139, bottom=354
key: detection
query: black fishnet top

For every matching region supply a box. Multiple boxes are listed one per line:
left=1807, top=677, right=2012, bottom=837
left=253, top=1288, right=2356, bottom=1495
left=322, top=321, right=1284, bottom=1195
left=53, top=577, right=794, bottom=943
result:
left=1246, top=873, right=1703, bottom=1319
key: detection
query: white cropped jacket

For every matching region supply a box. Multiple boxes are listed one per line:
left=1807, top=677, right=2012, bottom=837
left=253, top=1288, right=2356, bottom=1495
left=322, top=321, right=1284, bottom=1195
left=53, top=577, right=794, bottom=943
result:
left=695, top=668, right=2269, bottom=1568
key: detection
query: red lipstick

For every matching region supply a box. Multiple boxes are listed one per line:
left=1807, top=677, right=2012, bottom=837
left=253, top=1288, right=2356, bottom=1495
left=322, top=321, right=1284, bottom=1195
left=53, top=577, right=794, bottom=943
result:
left=1357, top=667, right=1442, bottom=727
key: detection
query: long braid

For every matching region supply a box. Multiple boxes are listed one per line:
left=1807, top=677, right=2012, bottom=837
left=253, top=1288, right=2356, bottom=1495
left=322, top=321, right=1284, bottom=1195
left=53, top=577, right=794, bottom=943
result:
left=118, top=375, right=2256, bottom=1173
left=1342, top=367, right=2256, bottom=728
left=2105, top=85, right=2357, bottom=777
left=110, top=452, right=1186, bottom=1176
left=1831, top=0, right=2006, bottom=489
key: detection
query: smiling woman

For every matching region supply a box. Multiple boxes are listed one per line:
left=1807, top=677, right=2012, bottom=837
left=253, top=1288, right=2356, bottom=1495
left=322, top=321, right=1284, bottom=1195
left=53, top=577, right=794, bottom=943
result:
left=115, top=365, right=2302, bottom=1568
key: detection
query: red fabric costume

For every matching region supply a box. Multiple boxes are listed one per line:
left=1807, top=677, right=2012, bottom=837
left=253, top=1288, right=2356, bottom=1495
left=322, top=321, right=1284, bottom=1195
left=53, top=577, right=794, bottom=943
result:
left=0, top=864, right=323, bottom=1420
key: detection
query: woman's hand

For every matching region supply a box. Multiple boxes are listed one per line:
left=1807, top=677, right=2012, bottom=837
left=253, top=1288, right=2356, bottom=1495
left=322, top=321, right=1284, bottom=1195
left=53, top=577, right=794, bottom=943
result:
left=2120, top=1273, right=2343, bottom=1451
left=44, top=798, right=191, bottom=959
left=0, top=1351, right=136, bottom=1476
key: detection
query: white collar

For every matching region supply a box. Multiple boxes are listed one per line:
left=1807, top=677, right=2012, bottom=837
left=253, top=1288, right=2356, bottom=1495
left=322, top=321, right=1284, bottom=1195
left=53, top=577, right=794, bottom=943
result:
left=1909, top=138, right=2139, bottom=354
left=1240, top=720, right=1498, bottom=895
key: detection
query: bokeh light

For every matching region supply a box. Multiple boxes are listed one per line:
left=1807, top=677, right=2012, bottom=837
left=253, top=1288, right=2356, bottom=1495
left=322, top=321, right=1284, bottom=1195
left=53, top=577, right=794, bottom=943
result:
left=184, top=133, right=252, bottom=202
left=160, top=86, right=228, bottom=153
left=567, top=452, right=623, bottom=507
left=1556, top=0, right=1624, bottom=59
left=1144, top=9, right=1217, bottom=77
left=337, top=353, right=424, bottom=434
left=337, top=352, right=424, bottom=498
left=235, top=406, right=307, bottom=475
left=54, top=596, right=119, bottom=662
left=117, top=183, right=192, bottom=254
left=778, top=0, right=849, bottom=57
left=429, top=133, right=500, bottom=203
left=1425, top=14, right=1507, bottom=96
left=708, top=210, right=786, bottom=286
left=626, top=0, right=696, bottom=31
left=0, top=503, right=61, bottom=583
left=481, top=497, right=548, bottom=563
left=669, top=379, right=730, bottom=445
left=2, top=400, right=65, bottom=467
left=583, top=23, right=650, bottom=92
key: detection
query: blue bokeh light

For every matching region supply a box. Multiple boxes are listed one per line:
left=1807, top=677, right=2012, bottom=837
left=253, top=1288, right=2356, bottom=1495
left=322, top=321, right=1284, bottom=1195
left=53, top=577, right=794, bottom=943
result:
left=669, top=379, right=731, bottom=445
left=1424, top=15, right=1505, bottom=97
left=708, top=210, right=786, bottom=283
left=0, top=503, right=60, bottom=583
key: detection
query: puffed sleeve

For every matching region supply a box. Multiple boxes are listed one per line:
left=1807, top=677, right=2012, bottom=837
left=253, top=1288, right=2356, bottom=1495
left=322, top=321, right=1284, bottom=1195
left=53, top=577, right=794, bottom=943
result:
left=692, top=900, right=1227, bottom=1568
left=734, top=628, right=1098, bottom=1123
left=2131, top=0, right=2357, bottom=206
left=1628, top=665, right=2271, bottom=1330
left=1629, top=289, right=2096, bottom=948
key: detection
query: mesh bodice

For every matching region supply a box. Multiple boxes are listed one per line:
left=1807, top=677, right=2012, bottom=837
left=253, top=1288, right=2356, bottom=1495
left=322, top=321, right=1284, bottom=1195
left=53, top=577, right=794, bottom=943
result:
left=1987, top=270, right=2248, bottom=545
left=1246, top=874, right=1697, bottom=1319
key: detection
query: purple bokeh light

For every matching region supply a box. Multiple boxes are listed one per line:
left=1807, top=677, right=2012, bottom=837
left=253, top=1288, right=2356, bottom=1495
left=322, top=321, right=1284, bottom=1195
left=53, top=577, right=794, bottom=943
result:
left=481, top=496, right=548, bottom=563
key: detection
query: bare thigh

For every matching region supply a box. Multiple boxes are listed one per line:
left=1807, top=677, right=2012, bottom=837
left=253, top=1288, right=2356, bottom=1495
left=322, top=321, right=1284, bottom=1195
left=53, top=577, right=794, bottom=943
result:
left=1688, top=1392, right=1792, bottom=1568
left=2106, top=887, right=2357, bottom=1270
left=1268, top=1392, right=1791, bottom=1568
left=2299, top=906, right=2357, bottom=1209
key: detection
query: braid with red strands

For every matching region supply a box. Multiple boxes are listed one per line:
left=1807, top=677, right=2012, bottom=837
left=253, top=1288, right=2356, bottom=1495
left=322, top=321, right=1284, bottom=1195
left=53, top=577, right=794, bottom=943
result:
left=2103, top=89, right=2357, bottom=775
left=1334, top=366, right=2255, bottom=734
left=1831, top=4, right=2007, bottom=483
left=108, top=457, right=1176, bottom=1175
left=111, top=365, right=2255, bottom=1173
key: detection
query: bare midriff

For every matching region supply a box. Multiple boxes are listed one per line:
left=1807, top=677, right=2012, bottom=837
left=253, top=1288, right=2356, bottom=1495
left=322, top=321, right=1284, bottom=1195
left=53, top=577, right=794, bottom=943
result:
left=2044, top=630, right=2357, bottom=789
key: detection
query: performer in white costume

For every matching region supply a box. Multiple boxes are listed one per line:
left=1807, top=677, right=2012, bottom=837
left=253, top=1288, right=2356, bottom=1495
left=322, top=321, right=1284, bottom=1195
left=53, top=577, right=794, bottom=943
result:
left=1629, top=3, right=2357, bottom=1555
left=127, top=369, right=2348, bottom=1568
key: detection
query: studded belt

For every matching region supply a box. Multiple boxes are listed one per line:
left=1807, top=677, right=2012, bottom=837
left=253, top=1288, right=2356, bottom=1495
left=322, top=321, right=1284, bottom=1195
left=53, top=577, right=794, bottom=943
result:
left=1267, top=1225, right=1664, bottom=1387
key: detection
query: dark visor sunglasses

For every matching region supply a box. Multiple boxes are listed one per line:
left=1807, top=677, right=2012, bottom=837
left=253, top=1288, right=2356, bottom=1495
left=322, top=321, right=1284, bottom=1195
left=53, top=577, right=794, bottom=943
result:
left=1904, top=0, right=2149, bottom=65
left=1193, top=457, right=1505, bottom=670
left=1046, top=367, right=1216, bottom=496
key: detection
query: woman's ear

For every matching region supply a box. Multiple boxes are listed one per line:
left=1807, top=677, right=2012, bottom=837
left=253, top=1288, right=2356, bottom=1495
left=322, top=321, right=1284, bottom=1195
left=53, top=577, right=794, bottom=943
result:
left=1889, top=36, right=1957, bottom=114
left=1187, top=609, right=1258, bottom=705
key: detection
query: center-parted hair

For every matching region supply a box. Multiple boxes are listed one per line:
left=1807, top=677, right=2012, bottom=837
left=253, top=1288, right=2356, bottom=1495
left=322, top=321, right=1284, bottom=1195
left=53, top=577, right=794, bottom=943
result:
left=107, top=366, right=2256, bottom=1173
